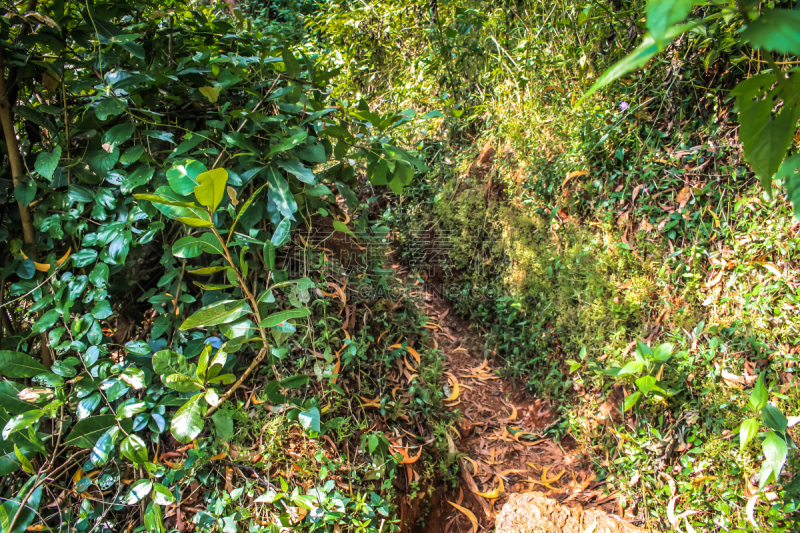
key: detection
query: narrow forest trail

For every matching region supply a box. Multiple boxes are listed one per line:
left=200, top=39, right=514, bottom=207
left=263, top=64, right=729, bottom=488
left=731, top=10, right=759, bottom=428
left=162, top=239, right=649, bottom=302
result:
left=390, top=274, right=635, bottom=533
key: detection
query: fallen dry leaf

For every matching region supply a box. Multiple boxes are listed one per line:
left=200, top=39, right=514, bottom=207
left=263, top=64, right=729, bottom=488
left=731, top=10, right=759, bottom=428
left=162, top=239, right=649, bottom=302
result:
left=448, top=501, right=478, bottom=533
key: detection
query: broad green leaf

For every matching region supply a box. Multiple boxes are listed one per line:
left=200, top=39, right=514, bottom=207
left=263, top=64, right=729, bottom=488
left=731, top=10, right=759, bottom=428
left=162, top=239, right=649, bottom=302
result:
left=211, top=410, right=234, bottom=442
left=267, top=131, right=307, bottom=158
left=267, top=168, right=297, bottom=219
left=0, top=351, right=48, bottom=378
left=635, top=375, right=664, bottom=396
left=259, top=307, right=311, bottom=328
left=332, top=220, right=355, bottom=237
left=281, top=374, right=310, bottom=388
left=170, top=394, right=205, bottom=444
left=144, top=502, right=164, bottom=532
left=180, top=300, right=251, bottom=330
left=298, top=407, right=320, bottom=433
left=120, top=145, right=145, bottom=164
left=167, top=160, right=207, bottom=195
left=762, top=404, right=788, bottom=434
left=762, top=430, right=787, bottom=479
left=305, top=183, right=333, bottom=197
left=35, top=146, right=61, bottom=180
left=742, top=10, right=800, bottom=55
left=163, top=373, right=204, bottom=392
left=2, top=410, right=43, bottom=440
left=281, top=48, right=301, bottom=78
left=580, top=24, right=691, bottom=104
left=120, top=434, right=148, bottom=464
left=124, top=479, right=153, bottom=505
left=152, top=350, right=193, bottom=376
left=199, top=86, right=220, bottom=103
left=14, top=176, right=36, bottom=207
left=194, top=168, right=228, bottom=212
left=115, top=400, right=147, bottom=419
left=777, top=153, right=800, bottom=220
left=740, top=418, right=759, bottom=452
left=90, top=426, right=119, bottom=466
left=0, top=475, right=43, bottom=533
left=103, top=123, right=136, bottom=147
left=134, top=194, right=200, bottom=209
left=275, top=158, right=316, bottom=185
left=750, top=375, right=768, bottom=411
left=0, top=381, right=36, bottom=415
left=172, top=236, right=206, bottom=258
left=646, top=0, right=693, bottom=47
left=153, top=483, right=176, bottom=506
left=617, top=360, right=644, bottom=376
left=64, top=415, right=118, bottom=448
left=732, top=71, right=800, bottom=196
left=622, top=391, right=641, bottom=411
left=271, top=217, right=292, bottom=247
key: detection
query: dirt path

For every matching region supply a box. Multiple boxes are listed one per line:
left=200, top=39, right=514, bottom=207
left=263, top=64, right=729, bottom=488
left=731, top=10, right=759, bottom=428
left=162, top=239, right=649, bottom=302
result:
left=396, top=290, right=631, bottom=533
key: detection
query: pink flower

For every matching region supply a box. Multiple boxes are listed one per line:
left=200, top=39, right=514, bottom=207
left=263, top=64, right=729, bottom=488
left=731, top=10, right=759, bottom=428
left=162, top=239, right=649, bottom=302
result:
left=620, top=102, right=629, bottom=111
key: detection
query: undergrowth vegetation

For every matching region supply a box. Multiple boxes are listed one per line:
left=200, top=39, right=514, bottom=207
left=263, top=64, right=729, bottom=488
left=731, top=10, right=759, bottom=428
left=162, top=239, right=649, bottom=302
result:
left=1, top=0, right=800, bottom=532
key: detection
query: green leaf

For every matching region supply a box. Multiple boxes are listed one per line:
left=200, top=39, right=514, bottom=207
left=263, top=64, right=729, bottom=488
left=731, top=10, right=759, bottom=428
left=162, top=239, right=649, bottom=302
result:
left=199, top=86, right=220, bottom=103
left=740, top=418, right=759, bottom=452
left=275, top=158, right=317, bottom=185
left=64, top=415, right=118, bottom=448
left=153, top=483, right=176, bottom=506
left=230, top=182, right=268, bottom=235
left=281, top=374, right=310, bottom=389
left=170, top=394, right=205, bottom=444
left=14, top=444, right=34, bottom=474
left=0, top=351, right=47, bottom=378
left=211, top=410, right=234, bottom=442
left=750, top=375, right=768, bottom=411
left=635, top=375, right=664, bottom=396
left=622, top=391, right=641, bottom=411
left=120, top=145, right=145, bottom=164
left=0, top=381, right=36, bottom=415
left=646, top=0, right=693, bottom=47
left=732, top=71, right=800, bottom=196
left=180, top=300, right=251, bottom=330
left=13, top=176, right=36, bottom=207
left=266, top=168, right=297, bottom=220
left=762, top=404, right=788, bottom=434
left=259, top=307, right=311, bottom=328
left=777, top=153, right=800, bottom=220
left=617, top=361, right=644, bottom=377
left=90, top=426, right=119, bottom=466
left=163, top=373, right=204, bottom=392
left=144, top=502, right=164, bottom=532
left=281, top=48, right=301, bottom=78
left=2, top=410, right=43, bottom=440
left=35, top=146, right=61, bottom=180
left=194, top=168, right=228, bottom=212
left=120, top=434, right=148, bottom=464
left=103, top=123, right=136, bottom=147
left=580, top=25, right=691, bottom=104
left=332, top=220, right=355, bottom=237
left=188, top=266, right=229, bottom=275
left=152, top=350, right=193, bottom=376
left=172, top=236, right=206, bottom=258
left=298, top=407, right=320, bottom=433
left=94, top=97, right=125, bottom=120
left=742, top=10, right=800, bottom=56
left=762, top=430, right=787, bottom=479
left=0, top=475, right=43, bottom=533
left=271, top=217, right=292, bottom=247
left=267, top=131, right=308, bottom=158
left=124, top=479, right=153, bottom=505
